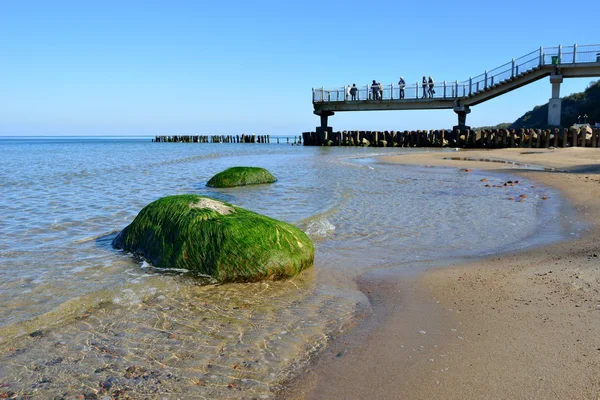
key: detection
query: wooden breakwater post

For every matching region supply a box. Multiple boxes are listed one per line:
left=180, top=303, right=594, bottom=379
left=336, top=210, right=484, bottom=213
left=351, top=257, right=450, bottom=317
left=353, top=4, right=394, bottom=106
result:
left=153, top=133, right=304, bottom=145
left=300, top=127, right=600, bottom=149
left=152, top=127, right=600, bottom=148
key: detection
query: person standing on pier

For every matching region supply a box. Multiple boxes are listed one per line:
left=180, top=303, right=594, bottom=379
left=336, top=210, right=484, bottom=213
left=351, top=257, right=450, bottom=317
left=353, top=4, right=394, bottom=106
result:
left=346, top=85, right=351, bottom=100
left=422, top=77, right=428, bottom=98
left=350, top=83, right=358, bottom=100
left=371, top=80, right=379, bottom=100
left=377, top=82, right=383, bottom=100
left=398, top=76, right=406, bottom=99
left=428, top=76, right=435, bottom=98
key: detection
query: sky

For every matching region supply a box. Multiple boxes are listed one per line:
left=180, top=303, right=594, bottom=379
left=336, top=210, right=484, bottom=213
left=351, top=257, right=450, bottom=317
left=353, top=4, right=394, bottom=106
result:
left=1, top=0, right=599, bottom=136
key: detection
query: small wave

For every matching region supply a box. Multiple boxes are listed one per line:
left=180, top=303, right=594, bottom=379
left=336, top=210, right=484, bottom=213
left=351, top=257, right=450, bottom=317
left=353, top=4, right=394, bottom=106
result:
left=302, top=216, right=336, bottom=239
left=139, top=261, right=216, bottom=283
left=140, top=260, right=190, bottom=274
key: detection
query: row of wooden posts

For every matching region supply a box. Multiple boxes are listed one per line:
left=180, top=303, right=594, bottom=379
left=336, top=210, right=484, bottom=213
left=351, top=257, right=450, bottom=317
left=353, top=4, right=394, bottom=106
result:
left=301, top=127, right=600, bottom=148
left=153, top=135, right=303, bottom=144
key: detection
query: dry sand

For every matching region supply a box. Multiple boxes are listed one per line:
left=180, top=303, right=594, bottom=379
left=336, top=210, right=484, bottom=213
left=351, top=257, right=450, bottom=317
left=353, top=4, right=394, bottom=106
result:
left=281, top=148, right=600, bottom=400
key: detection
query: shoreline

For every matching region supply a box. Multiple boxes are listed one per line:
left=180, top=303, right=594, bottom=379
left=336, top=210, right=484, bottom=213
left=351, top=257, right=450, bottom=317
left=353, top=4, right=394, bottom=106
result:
left=280, top=148, right=600, bottom=399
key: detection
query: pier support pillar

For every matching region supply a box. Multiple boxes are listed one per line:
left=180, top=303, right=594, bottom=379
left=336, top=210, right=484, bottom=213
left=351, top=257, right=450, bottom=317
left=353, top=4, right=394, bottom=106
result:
left=548, top=75, right=563, bottom=126
left=453, top=105, right=471, bottom=130
left=315, top=110, right=334, bottom=144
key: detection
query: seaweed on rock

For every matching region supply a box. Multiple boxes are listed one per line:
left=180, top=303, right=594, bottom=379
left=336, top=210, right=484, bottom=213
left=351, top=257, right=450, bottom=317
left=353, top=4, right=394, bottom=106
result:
left=206, top=167, right=277, bottom=188
left=112, top=195, right=313, bottom=282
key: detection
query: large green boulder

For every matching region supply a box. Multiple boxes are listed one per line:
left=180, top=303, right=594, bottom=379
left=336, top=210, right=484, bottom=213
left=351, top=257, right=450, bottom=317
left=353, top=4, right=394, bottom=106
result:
left=112, top=195, right=313, bottom=282
left=207, top=167, right=277, bottom=188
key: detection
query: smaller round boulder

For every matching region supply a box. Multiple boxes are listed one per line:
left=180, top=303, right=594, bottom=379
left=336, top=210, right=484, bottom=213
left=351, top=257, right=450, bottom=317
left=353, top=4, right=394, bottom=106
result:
left=207, top=167, right=277, bottom=188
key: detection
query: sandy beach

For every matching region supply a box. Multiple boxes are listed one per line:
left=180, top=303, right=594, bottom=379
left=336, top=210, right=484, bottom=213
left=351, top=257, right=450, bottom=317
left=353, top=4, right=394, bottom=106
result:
left=282, top=148, right=600, bottom=399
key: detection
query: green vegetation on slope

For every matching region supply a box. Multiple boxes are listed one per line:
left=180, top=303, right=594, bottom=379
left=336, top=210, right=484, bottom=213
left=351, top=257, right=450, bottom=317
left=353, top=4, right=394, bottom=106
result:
left=512, top=80, right=600, bottom=129
left=475, top=80, right=600, bottom=130
left=207, top=167, right=277, bottom=188
left=112, top=195, right=313, bottom=282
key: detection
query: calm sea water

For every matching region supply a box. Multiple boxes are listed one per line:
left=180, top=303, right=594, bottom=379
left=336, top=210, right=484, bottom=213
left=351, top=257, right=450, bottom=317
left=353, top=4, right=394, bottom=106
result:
left=0, top=137, right=579, bottom=399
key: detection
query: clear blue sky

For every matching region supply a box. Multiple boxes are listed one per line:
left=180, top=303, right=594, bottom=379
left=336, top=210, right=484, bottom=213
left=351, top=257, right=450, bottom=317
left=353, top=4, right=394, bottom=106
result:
left=1, top=0, right=598, bottom=136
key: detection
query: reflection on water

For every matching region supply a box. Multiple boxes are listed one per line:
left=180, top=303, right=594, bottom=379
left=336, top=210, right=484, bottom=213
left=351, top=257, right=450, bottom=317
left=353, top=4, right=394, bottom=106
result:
left=0, top=139, right=577, bottom=398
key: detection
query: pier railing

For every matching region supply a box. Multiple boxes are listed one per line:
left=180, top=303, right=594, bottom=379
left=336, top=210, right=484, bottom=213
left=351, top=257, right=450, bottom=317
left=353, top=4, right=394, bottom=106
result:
left=312, top=44, right=600, bottom=103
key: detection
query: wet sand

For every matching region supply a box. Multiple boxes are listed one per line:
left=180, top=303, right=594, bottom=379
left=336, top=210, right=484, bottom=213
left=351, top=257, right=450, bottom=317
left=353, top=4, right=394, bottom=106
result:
left=281, top=148, right=600, bottom=399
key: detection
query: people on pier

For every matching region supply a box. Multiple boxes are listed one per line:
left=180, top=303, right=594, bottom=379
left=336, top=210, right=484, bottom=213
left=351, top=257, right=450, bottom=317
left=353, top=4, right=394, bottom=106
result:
left=398, top=76, right=406, bottom=99
left=371, top=80, right=380, bottom=100
left=377, top=82, right=383, bottom=100
left=350, top=83, right=358, bottom=100
left=346, top=85, right=351, bottom=100
left=428, top=76, right=435, bottom=98
left=422, top=77, right=428, bottom=98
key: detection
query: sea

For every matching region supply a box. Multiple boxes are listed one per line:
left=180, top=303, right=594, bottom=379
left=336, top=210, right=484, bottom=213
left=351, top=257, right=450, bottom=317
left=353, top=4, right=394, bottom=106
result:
left=0, top=137, right=581, bottom=399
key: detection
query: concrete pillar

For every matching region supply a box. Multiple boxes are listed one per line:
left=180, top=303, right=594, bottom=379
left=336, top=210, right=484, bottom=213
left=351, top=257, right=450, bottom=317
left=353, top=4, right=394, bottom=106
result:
left=453, top=105, right=471, bottom=130
left=315, top=110, right=334, bottom=143
left=548, top=75, right=563, bottom=126
left=315, top=111, right=334, bottom=131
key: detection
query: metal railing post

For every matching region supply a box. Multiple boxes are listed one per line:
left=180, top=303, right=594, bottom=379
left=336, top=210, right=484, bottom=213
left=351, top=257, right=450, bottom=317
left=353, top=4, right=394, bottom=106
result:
left=321, top=87, right=324, bottom=102
left=539, top=46, right=544, bottom=66
left=443, top=80, right=446, bottom=98
left=469, top=77, right=472, bottom=95
left=415, top=82, right=418, bottom=99
left=511, top=59, right=515, bottom=77
left=573, top=43, right=577, bottom=63
left=558, top=44, right=562, bottom=64
left=455, top=80, right=459, bottom=97
left=391, top=83, right=394, bottom=100
left=484, top=70, right=488, bottom=88
left=312, top=88, right=315, bottom=102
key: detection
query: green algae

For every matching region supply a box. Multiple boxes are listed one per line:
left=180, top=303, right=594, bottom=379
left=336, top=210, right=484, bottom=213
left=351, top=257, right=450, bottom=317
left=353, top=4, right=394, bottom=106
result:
left=206, top=167, right=277, bottom=188
left=112, top=195, right=313, bottom=282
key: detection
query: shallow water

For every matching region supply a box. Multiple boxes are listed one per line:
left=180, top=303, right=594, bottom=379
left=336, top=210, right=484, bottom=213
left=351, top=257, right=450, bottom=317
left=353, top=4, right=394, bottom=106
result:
left=0, top=138, right=580, bottom=399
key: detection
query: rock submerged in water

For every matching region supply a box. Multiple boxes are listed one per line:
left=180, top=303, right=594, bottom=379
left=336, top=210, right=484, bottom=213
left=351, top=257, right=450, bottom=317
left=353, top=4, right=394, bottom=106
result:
left=112, top=195, right=314, bottom=282
left=207, top=167, right=276, bottom=188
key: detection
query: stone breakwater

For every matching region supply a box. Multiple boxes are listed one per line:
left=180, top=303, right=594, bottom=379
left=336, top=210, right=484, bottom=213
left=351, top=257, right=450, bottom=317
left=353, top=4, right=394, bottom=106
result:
left=301, top=126, right=600, bottom=148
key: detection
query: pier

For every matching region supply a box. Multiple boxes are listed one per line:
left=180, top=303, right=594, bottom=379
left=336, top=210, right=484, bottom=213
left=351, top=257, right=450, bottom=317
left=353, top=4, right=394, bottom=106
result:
left=311, top=44, right=600, bottom=136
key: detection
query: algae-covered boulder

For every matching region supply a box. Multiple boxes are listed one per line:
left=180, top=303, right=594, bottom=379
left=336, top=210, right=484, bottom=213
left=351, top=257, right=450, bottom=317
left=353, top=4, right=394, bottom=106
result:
left=207, top=167, right=276, bottom=188
left=112, top=195, right=313, bottom=282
